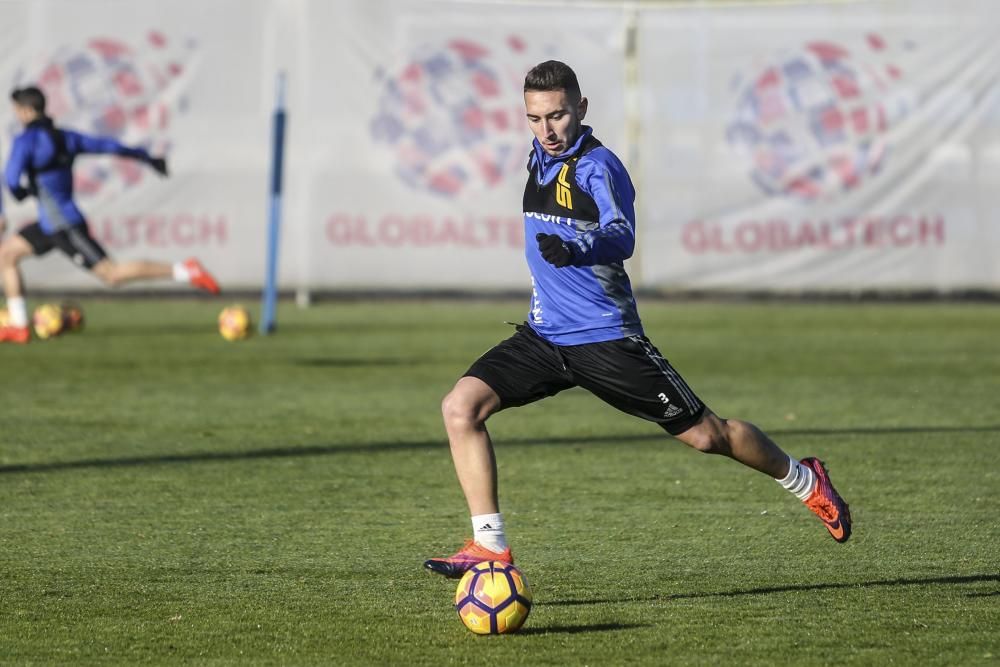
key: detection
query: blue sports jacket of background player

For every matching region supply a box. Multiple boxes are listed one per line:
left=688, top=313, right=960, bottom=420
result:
left=4, top=117, right=153, bottom=234
left=522, top=125, right=643, bottom=345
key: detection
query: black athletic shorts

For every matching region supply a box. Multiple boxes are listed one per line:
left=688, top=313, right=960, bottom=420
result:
left=19, top=221, right=108, bottom=269
left=464, top=324, right=706, bottom=435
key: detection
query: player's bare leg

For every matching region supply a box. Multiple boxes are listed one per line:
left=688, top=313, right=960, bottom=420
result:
left=91, top=257, right=220, bottom=294
left=0, top=235, right=33, bottom=343
left=674, top=409, right=789, bottom=477
left=0, top=234, right=33, bottom=300
left=441, top=376, right=503, bottom=516
left=91, top=258, right=171, bottom=287
left=425, top=376, right=513, bottom=577
left=675, top=409, right=851, bottom=542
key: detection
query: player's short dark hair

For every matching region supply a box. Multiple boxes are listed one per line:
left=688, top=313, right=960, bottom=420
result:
left=524, top=61, right=581, bottom=101
left=11, top=86, right=46, bottom=113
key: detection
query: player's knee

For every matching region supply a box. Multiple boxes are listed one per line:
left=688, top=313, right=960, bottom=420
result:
left=0, top=243, right=20, bottom=266
left=92, top=262, right=122, bottom=287
left=97, top=271, right=121, bottom=287
left=689, top=430, right=725, bottom=454
left=441, top=390, right=472, bottom=426
left=441, top=388, right=485, bottom=430
left=680, top=416, right=732, bottom=455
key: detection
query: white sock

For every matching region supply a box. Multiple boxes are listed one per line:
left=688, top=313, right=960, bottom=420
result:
left=6, top=297, right=28, bottom=327
left=472, top=513, right=508, bottom=552
left=172, top=262, right=190, bottom=283
left=776, top=456, right=816, bottom=501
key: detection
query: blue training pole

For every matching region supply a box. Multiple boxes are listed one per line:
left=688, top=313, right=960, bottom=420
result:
left=260, top=71, right=287, bottom=335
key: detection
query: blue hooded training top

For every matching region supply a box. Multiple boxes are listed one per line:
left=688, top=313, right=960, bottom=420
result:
left=5, top=117, right=153, bottom=234
left=521, top=125, right=644, bottom=345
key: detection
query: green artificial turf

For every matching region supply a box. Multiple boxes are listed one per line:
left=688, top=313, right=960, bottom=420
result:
left=1, top=299, right=997, bottom=665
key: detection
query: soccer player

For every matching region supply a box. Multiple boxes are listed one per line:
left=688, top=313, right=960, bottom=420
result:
left=0, top=86, right=219, bottom=344
left=424, top=61, right=852, bottom=578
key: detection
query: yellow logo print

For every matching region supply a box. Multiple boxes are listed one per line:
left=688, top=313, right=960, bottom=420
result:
left=556, top=163, right=573, bottom=210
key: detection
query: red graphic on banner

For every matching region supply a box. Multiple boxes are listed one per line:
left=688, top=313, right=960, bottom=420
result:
left=370, top=37, right=533, bottom=199
left=727, top=33, right=915, bottom=202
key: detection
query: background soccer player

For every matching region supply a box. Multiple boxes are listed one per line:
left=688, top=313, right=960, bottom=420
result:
left=0, top=86, right=220, bottom=344
left=425, top=60, right=852, bottom=578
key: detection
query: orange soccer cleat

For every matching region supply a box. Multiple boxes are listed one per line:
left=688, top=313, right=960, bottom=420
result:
left=183, top=258, right=220, bottom=295
left=424, top=540, right=514, bottom=579
left=801, top=457, right=852, bottom=543
left=0, top=325, right=30, bottom=344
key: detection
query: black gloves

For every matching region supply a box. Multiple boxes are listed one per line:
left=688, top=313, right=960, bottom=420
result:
left=10, top=185, right=32, bottom=201
left=148, top=156, right=168, bottom=176
left=536, top=233, right=574, bottom=268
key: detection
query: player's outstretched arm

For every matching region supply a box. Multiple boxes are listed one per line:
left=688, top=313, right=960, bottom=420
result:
left=70, top=131, right=168, bottom=176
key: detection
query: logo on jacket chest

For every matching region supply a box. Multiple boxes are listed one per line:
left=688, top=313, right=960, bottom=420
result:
left=555, top=163, right=573, bottom=210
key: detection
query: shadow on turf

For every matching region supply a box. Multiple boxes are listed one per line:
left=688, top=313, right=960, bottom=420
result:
left=518, top=622, right=651, bottom=635
left=85, top=323, right=219, bottom=337
left=0, top=435, right=630, bottom=474
left=292, top=357, right=413, bottom=367
left=537, top=573, right=1000, bottom=606
left=3, top=426, right=1000, bottom=474
left=773, top=425, right=1000, bottom=437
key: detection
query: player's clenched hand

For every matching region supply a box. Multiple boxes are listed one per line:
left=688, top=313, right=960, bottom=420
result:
left=536, top=233, right=574, bottom=268
left=148, top=156, right=169, bottom=177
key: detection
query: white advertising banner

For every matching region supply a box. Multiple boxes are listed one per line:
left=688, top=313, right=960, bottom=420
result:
left=0, top=0, right=997, bottom=292
left=299, top=0, right=627, bottom=289
left=635, top=0, right=1000, bottom=290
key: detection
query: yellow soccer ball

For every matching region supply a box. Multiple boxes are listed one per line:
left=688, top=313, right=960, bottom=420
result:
left=218, top=305, right=252, bottom=341
left=455, top=561, right=532, bottom=635
left=32, top=304, right=65, bottom=340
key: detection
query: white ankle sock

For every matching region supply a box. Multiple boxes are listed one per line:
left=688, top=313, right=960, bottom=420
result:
left=472, top=513, right=508, bottom=552
left=776, top=456, right=816, bottom=501
left=6, top=297, right=28, bottom=327
left=172, top=262, right=190, bottom=282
